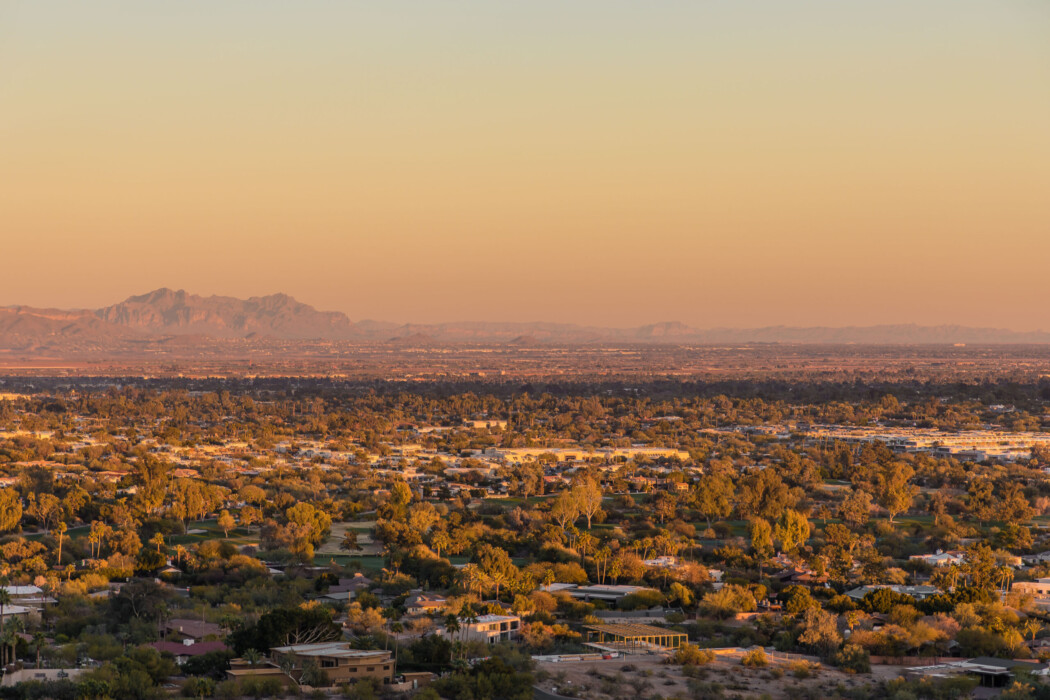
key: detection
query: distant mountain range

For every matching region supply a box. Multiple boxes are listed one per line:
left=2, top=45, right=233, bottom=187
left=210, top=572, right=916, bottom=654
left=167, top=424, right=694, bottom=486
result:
left=1, top=288, right=1049, bottom=351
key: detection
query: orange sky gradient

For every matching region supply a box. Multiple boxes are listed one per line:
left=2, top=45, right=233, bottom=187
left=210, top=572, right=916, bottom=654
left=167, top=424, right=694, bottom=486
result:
left=1, top=1, right=1048, bottom=329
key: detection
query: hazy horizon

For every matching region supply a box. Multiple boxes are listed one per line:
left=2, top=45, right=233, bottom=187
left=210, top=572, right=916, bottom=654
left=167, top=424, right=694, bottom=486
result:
left=2, top=1, right=1048, bottom=329
left=5, top=286, right=1050, bottom=334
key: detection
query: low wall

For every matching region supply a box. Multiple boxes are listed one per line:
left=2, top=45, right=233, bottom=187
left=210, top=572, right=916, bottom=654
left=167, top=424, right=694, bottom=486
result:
left=869, top=655, right=957, bottom=666
left=533, top=652, right=620, bottom=663
left=534, top=687, right=575, bottom=700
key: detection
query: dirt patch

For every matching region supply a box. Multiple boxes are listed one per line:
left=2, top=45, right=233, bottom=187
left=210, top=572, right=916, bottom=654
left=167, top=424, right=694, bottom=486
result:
left=316, top=521, right=382, bottom=555
left=535, top=651, right=896, bottom=699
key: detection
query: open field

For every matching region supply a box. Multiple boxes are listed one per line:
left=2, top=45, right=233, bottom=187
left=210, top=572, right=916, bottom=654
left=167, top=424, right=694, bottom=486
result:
left=536, top=651, right=907, bottom=700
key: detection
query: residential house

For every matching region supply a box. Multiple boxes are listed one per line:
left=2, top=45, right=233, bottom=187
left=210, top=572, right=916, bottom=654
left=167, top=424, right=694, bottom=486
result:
left=151, top=640, right=229, bottom=665
left=163, top=618, right=223, bottom=641
left=909, top=551, right=965, bottom=567
left=457, top=614, right=520, bottom=644
left=405, top=592, right=447, bottom=616
left=1013, top=579, right=1050, bottom=597
left=266, top=642, right=394, bottom=686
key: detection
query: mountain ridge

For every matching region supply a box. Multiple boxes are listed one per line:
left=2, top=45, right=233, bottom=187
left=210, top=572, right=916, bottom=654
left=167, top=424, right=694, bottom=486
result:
left=1, top=289, right=1049, bottom=348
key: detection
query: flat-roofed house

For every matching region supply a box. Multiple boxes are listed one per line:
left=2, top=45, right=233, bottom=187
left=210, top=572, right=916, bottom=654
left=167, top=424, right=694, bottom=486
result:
left=268, top=642, right=394, bottom=686
left=458, top=614, right=520, bottom=644
left=568, top=585, right=654, bottom=603
left=1013, top=579, right=1050, bottom=597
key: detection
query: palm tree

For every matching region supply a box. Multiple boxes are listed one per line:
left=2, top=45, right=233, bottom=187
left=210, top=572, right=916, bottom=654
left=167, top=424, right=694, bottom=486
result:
left=390, top=621, right=404, bottom=667
left=995, top=566, right=1013, bottom=594
left=443, top=614, right=460, bottom=641
left=0, top=586, right=10, bottom=664
left=459, top=564, right=483, bottom=598
left=242, top=648, right=263, bottom=668
left=488, top=569, right=508, bottom=602
left=32, top=633, right=45, bottom=669
left=1, top=617, right=24, bottom=668
left=55, top=521, right=68, bottom=565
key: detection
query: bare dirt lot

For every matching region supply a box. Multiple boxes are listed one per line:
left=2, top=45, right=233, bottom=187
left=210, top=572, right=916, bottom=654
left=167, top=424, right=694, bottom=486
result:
left=535, top=651, right=905, bottom=699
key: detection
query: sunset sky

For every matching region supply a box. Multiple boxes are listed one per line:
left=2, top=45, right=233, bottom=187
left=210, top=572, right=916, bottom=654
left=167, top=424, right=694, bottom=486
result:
left=1, top=1, right=1048, bottom=329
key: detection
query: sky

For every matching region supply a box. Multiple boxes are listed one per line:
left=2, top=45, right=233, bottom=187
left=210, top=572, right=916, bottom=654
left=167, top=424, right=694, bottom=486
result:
left=1, top=1, right=1048, bottom=329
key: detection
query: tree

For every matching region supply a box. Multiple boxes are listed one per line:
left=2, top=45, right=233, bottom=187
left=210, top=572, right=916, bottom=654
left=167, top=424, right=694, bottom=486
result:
left=217, top=510, right=235, bottom=538
left=736, top=469, right=797, bottom=520
left=668, top=582, right=693, bottom=608
left=239, top=506, right=261, bottom=529
left=999, top=482, right=1035, bottom=523
left=110, top=579, right=171, bottom=625
left=839, top=489, right=873, bottom=527
left=0, top=489, right=21, bottom=533
left=299, top=659, right=329, bottom=688
left=0, top=587, right=9, bottom=662
left=459, top=564, right=485, bottom=598
left=341, top=529, right=362, bottom=552
left=653, top=492, right=677, bottom=524
left=798, top=606, right=842, bottom=656
left=443, top=614, right=460, bottom=640
left=285, top=502, right=331, bottom=547
left=549, top=490, right=579, bottom=532
left=874, top=461, right=917, bottom=523
left=749, top=518, right=774, bottom=575
left=571, top=477, right=604, bottom=529
left=54, top=520, right=68, bottom=564
left=694, top=473, right=733, bottom=528
left=477, top=545, right=517, bottom=601
left=834, top=644, right=871, bottom=674
left=511, top=464, right=543, bottom=501
left=32, top=632, right=45, bottom=669
left=967, top=479, right=998, bottom=525
left=773, top=509, right=810, bottom=562
left=27, top=492, right=61, bottom=532
left=699, top=585, right=756, bottom=619
left=132, top=456, right=171, bottom=515
left=230, top=607, right=340, bottom=654
left=0, top=617, right=23, bottom=668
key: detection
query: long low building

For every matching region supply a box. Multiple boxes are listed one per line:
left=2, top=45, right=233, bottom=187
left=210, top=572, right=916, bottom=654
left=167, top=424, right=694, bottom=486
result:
left=1013, top=579, right=1050, bottom=597
left=1, top=669, right=84, bottom=687
left=228, top=642, right=395, bottom=687
left=483, top=447, right=690, bottom=464
left=904, top=657, right=1048, bottom=688
left=583, top=623, right=688, bottom=651
left=542, top=583, right=658, bottom=603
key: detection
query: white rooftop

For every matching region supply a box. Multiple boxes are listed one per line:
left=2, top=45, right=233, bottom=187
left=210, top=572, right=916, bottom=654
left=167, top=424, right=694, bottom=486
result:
left=473, top=615, right=518, bottom=623
left=270, top=642, right=388, bottom=658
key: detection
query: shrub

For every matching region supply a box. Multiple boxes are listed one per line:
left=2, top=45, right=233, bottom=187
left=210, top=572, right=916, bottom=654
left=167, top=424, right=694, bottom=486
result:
left=618, top=589, right=666, bottom=611
left=833, top=644, right=871, bottom=674
left=788, top=660, right=819, bottom=679
left=741, top=648, right=769, bottom=668
left=673, top=643, right=716, bottom=666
